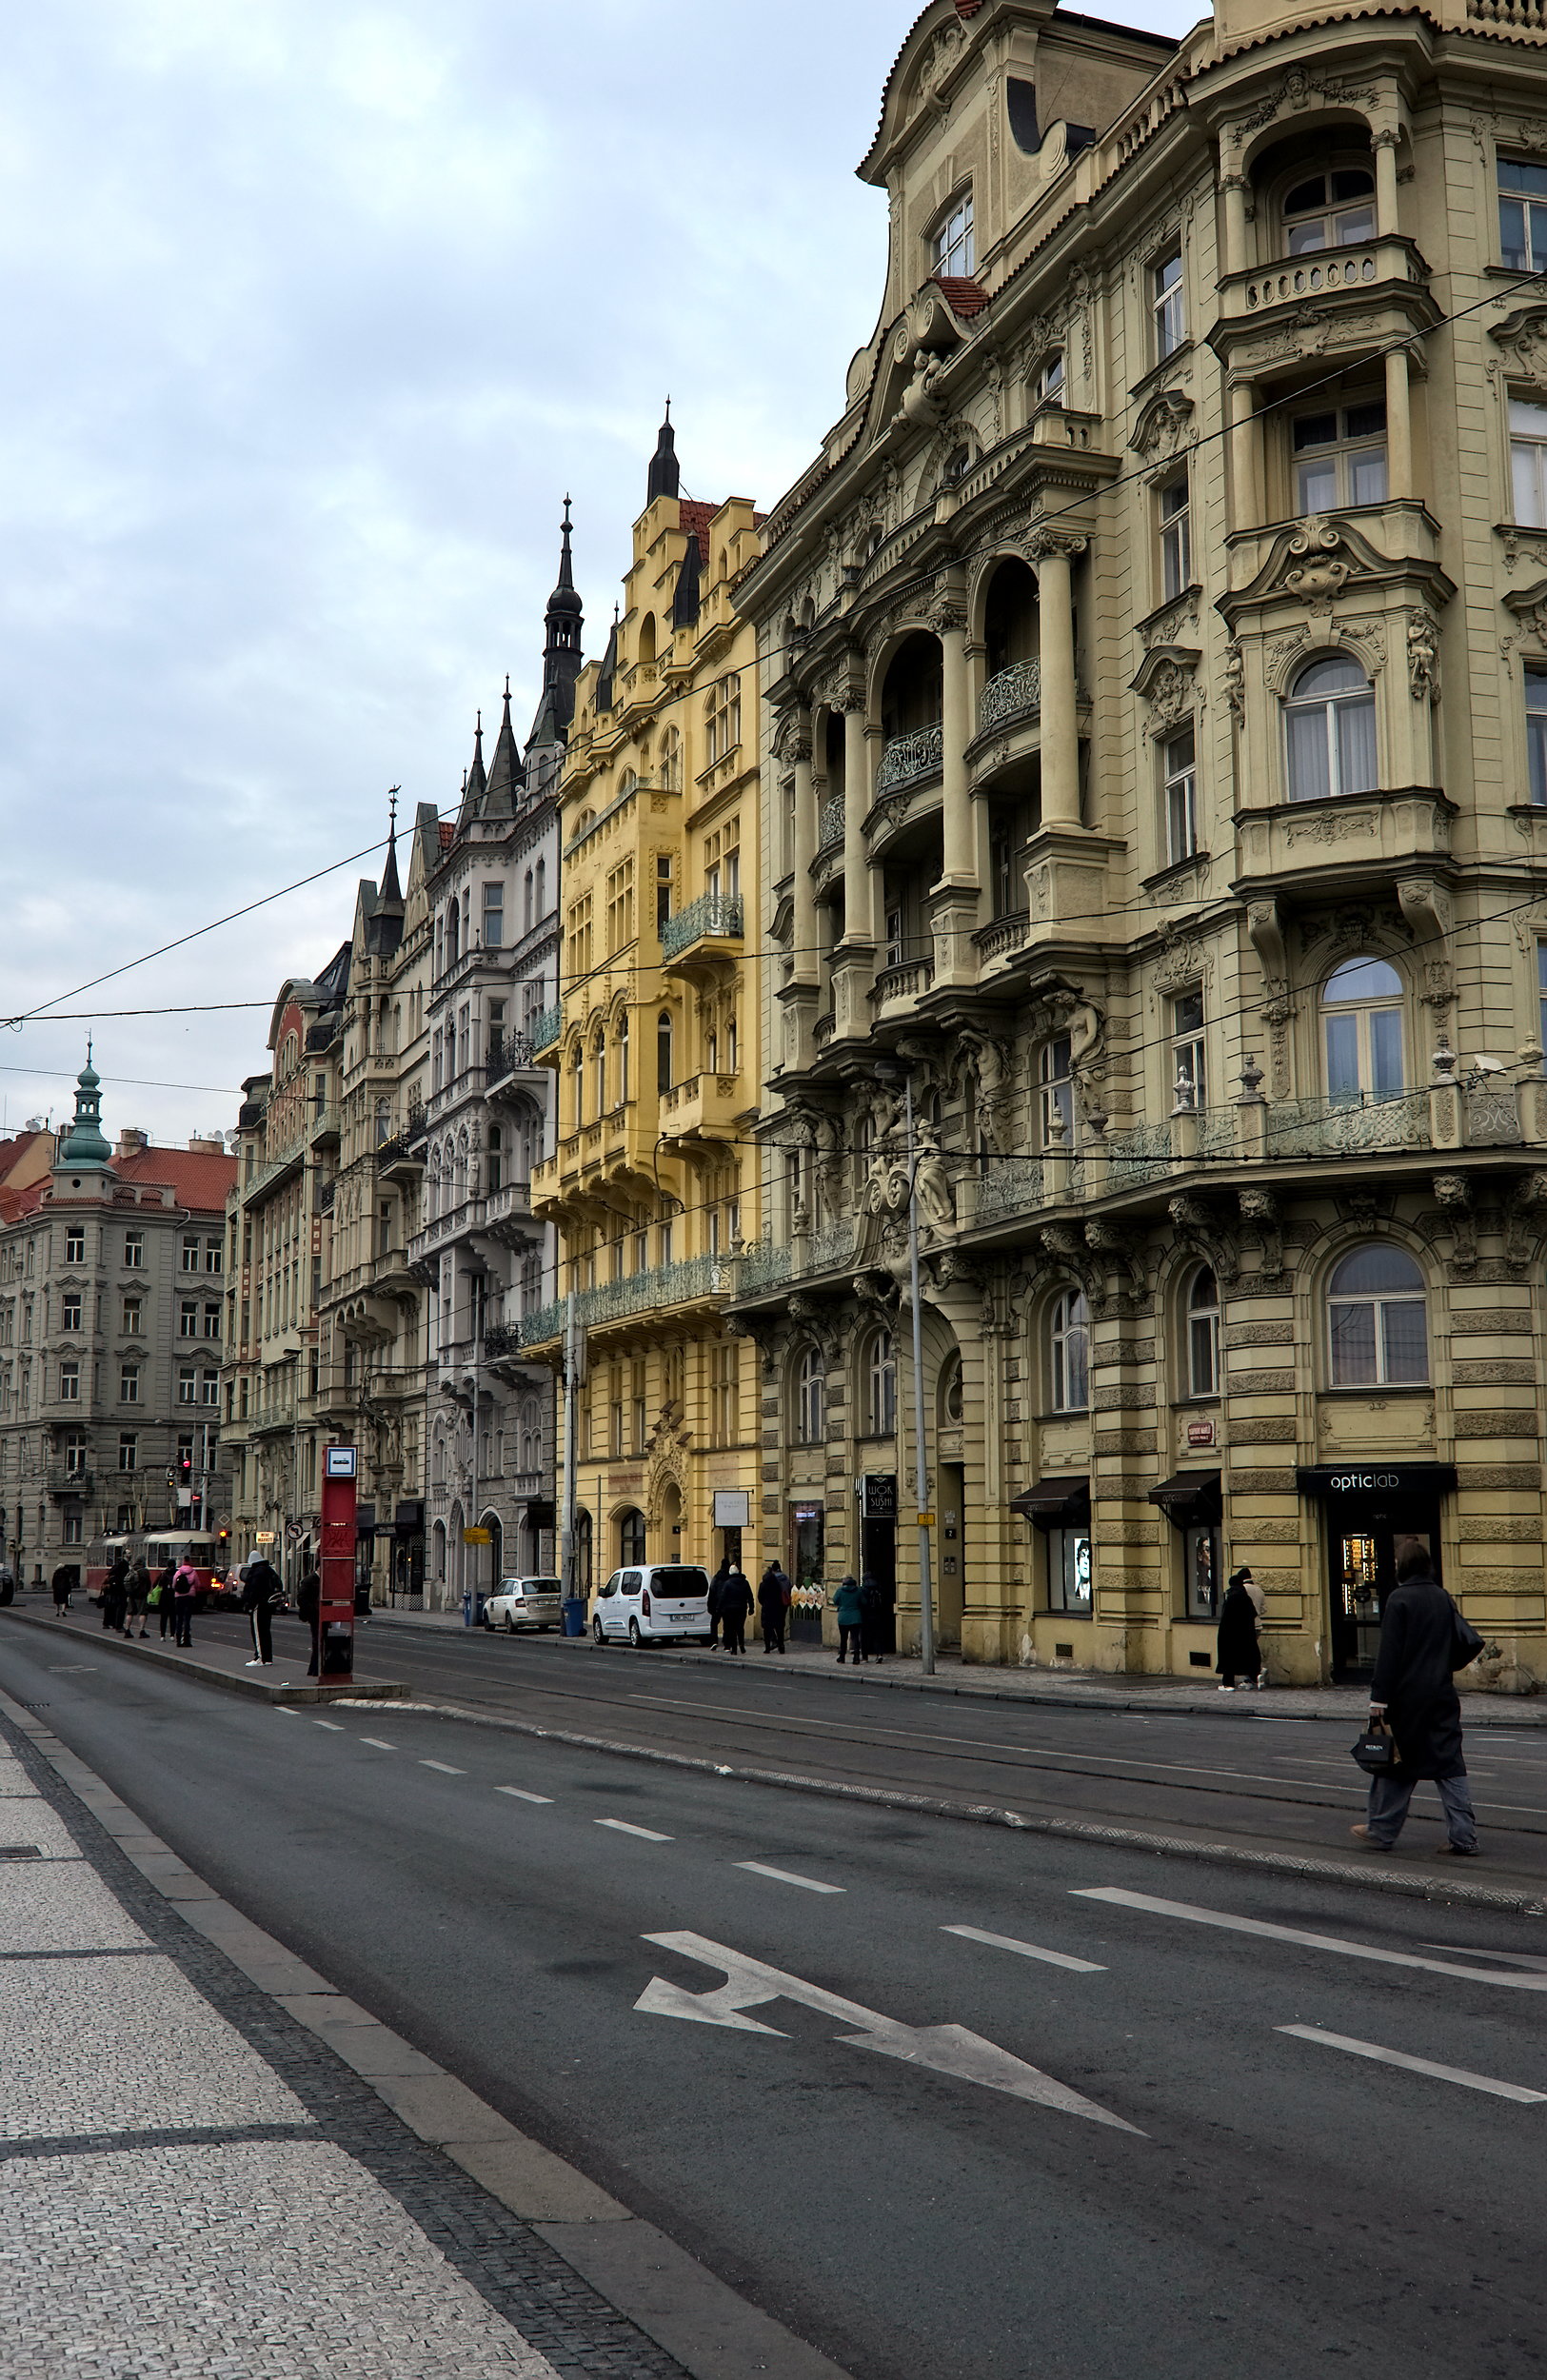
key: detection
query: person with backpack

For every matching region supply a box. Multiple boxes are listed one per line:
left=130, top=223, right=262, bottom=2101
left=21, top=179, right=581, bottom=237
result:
left=240, top=1555, right=284, bottom=1667
left=757, top=1562, right=791, bottom=1656
left=126, top=1557, right=151, bottom=1639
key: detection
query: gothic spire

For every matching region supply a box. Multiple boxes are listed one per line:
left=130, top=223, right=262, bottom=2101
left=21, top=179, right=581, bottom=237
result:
left=646, top=400, right=680, bottom=504
left=526, top=499, right=585, bottom=760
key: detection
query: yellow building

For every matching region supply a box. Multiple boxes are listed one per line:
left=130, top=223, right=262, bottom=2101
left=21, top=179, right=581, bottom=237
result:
left=527, top=414, right=764, bottom=1595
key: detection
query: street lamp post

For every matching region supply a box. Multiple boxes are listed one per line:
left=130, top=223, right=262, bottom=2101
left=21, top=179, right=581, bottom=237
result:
left=874, top=1059, right=936, bottom=1676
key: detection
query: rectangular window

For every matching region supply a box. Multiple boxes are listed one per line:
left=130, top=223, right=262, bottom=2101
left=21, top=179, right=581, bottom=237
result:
left=1153, top=251, right=1184, bottom=360
left=1171, top=989, right=1207, bottom=1111
left=179, top=1300, right=198, bottom=1338
left=1528, top=668, right=1547, bottom=806
left=1045, top=1524, right=1093, bottom=1615
left=1538, top=942, right=1547, bottom=1071
left=181, top=1235, right=201, bottom=1273
left=63, top=1512, right=83, bottom=1546
left=1499, top=155, right=1547, bottom=271
left=122, top=1298, right=142, bottom=1335
left=120, top=1365, right=140, bottom=1404
left=200, top=1369, right=219, bottom=1406
left=118, top=1434, right=137, bottom=1473
left=605, top=859, right=636, bottom=953
left=204, top=1303, right=221, bottom=1339
left=1163, top=726, right=1198, bottom=864
left=1040, top=1035, right=1075, bottom=1148
left=61, top=1292, right=83, bottom=1332
left=483, top=882, right=504, bottom=948
left=656, top=855, right=673, bottom=931
left=177, top=1366, right=196, bottom=1405
left=932, top=192, right=974, bottom=279
left=205, top=1238, right=223, bottom=1274
left=59, top=1360, right=80, bottom=1401
left=1512, top=398, right=1547, bottom=526
left=709, top=1340, right=740, bottom=1450
left=65, top=1227, right=86, bottom=1264
left=1292, top=401, right=1387, bottom=512
left=65, top=1434, right=89, bottom=1475
left=123, top=1232, right=144, bottom=1269
left=1159, top=474, right=1191, bottom=600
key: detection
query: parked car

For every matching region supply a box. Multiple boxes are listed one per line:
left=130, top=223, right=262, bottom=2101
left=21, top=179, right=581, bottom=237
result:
left=592, top=1563, right=711, bottom=1648
left=483, top=1575, right=563, bottom=1634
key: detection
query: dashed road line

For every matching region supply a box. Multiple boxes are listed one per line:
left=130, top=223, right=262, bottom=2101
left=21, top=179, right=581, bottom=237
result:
left=1279, top=2024, right=1547, bottom=2103
left=361, top=1737, right=397, bottom=1751
left=735, top=1860, right=843, bottom=1894
left=420, top=1759, right=466, bottom=1775
left=314, top=1720, right=345, bottom=1732
left=1073, top=1886, right=1547, bottom=1992
left=496, top=1786, right=553, bottom=1804
left=942, top=1924, right=1105, bottom=1973
left=595, top=1818, right=671, bottom=1841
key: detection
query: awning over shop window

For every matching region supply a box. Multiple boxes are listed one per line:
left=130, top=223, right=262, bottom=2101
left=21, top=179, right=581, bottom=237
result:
left=1008, top=1476, right=1090, bottom=1532
left=1148, top=1471, right=1222, bottom=1529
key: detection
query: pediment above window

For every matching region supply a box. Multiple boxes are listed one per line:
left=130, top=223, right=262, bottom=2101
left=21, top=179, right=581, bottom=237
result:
left=1128, top=387, right=1195, bottom=463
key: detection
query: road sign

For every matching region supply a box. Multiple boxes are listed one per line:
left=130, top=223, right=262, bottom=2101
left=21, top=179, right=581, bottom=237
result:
left=325, top=1445, right=358, bottom=1479
left=463, top=1525, right=492, bottom=1544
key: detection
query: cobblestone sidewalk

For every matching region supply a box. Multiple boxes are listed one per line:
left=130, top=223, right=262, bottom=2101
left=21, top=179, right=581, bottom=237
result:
left=0, top=1710, right=687, bottom=2380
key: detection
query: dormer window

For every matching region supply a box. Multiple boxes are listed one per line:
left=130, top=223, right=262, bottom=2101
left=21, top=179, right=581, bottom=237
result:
left=931, top=192, right=974, bottom=280
left=1282, top=166, right=1375, bottom=255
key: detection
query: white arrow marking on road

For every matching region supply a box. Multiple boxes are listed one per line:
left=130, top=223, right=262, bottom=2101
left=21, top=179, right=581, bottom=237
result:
left=1279, top=2025, right=1547, bottom=2104
left=635, top=1931, right=1143, bottom=2132
left=1074, top=1888, right=1547, bottom=1993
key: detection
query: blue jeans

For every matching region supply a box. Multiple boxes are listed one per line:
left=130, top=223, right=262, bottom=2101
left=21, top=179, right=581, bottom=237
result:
left=1366, top=1771, right=1477, bottom=1850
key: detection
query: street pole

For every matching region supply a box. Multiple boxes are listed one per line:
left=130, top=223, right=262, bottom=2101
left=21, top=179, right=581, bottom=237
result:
left=465, top=1267, right=481, bottom=1628
left=560, top=1268, right=580, bottom=1625
left=902, top=1074, right=936, bottom=1676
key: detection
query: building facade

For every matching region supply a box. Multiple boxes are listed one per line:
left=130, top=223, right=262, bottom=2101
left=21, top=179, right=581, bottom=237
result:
left=526, top=420, right=765, bottom=1593
left=0, top=1063, right=234, bottom=1583
left=732, top=0, right=1547, bottom=1688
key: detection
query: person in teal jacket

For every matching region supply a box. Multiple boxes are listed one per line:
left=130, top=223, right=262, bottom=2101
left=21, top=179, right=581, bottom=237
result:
left=833, top=1574, right=865, bottom=1665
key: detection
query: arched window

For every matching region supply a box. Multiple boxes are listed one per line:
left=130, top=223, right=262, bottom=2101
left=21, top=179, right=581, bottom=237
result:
left=864, top=1330, right=897, bottom=1438
left=1186, top=1265, right=1220, bottom=1398
left=617, top=1013, right=630, bottom=1104
left=938, top=1350, right=964, bottom=1426
left=1323, top=957, right=1404, bottom=1103
left=1285, top=655, right=1377, bottom=802
left=1328, top=1244, right=1427, bottom=1386
left=660, top=728, right=682, bottom=793
left=535, top=858, right=546, bottom=915
left=657, top=1012, right=674, bottom=1096
left=794, top=1346, right=825, bottom=1445
left=1280, top=163, right=1375, bottom=255
left=1049, top=1289, right=1090, bottom=1413
left=619, top=1508, right=646, bottom=1564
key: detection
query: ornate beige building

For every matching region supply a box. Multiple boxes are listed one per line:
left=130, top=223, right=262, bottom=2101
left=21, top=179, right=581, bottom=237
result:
left=732, top=0, right=1547, bottom=1686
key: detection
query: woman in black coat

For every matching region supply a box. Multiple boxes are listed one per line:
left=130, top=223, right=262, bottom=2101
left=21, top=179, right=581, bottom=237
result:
left=1353, top=1546, right=1479, bottom=1854
left=1215, top=1569, right=1260, bottom=1692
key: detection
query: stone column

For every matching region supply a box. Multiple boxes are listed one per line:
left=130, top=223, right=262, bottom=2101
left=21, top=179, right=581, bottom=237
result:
left=1384, top=345, right=1413, bottom=502
left=841, top=688, right=874, bottom=943
left=933, top=585, right=975, bottom=889
left=1374, top=129, right=1399, bottom=239
left=788, top=713, right=817, bottom=988
left=1221, top=174, right=1249, bottom=279
left=1030, top=531, right=1086, bottom=830
left=1229, top=381, right=1259, bottom=525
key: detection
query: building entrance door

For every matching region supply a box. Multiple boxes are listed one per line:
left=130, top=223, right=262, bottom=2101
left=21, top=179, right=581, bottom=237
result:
left=1328, top=1500, right=1441, bottom=1682
left=937, top=1463, right=964, bottom=1649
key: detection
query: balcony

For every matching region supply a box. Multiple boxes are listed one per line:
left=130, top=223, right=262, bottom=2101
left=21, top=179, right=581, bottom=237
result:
left=315, top=1178, right=336, bottom=1214
left=871, top=956, right=934, bottom=1015
left=514, top=1253, right=741, bottom=1349
left=875, top=724, right=943, bottom=797
left=1265, top=1088, right=1431, bottom=1160
left=661, top=891, right=744, bottom=966
left=974, top=911, right=1029, bottom=967
left=1210, top=238, right=1438, bottom=373
left=47, top=1468, right=93, bottom=1498
left=482, top=1180, right=537, bottom=1245
left=659, top=1071, right=744, bottom=1144
left=1233, top=787, right=1457, bottom=901
left=485, top=1031, right=537, bottom=1092
left=818, top=795, right=844, bottom=850
left=978, top=661, right=1041, bottom=736
left=529, top=1005, right=563, bottom=1056
left=309, top=1104, right=341, bottom=1147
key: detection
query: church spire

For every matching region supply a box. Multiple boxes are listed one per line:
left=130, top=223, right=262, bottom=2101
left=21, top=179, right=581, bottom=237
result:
left=646, top=400, right=680, bottom=504
left=378, top=785, right=402, bottom=904
left=57, top=1045, right=111, bottom=1170
left=526, top=498, right=585, bottom=761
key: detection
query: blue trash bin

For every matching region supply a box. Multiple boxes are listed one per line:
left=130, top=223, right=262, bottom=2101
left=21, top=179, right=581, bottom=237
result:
left=562, top=1597, right=586, bottom=1637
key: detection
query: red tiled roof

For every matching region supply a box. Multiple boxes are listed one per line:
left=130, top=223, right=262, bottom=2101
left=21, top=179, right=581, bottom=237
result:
left=956, top=1, right=984, bottom=17
left=438, top=821, right=455, bottom=848
left=678, top=499, right=716, bottom=565
left=933, top=274, right=990, bottom=319
left=115, top=1148, right=237, bottom=1212
left=0, top=1180, right=44, bottom=1223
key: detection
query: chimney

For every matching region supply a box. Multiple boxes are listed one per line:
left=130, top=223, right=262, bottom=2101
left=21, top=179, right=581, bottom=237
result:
left=187, top=1136, right=223, bottom=1156
left=115, top=1128, right=149, bottom=1159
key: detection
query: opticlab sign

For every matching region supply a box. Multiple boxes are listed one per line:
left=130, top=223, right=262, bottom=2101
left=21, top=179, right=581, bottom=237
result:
left=1327, top=1473, right=1402, bottom=1491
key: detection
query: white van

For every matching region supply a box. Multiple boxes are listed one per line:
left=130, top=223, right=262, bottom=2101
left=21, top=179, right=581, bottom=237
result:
left=592, top=1563, right=712, bottom=1648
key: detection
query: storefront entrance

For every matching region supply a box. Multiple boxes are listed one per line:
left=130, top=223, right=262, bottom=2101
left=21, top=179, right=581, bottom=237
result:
left=1298, top=1465, right=1457, bottom=1683
left=859, top=1473, right=897, bottom=1656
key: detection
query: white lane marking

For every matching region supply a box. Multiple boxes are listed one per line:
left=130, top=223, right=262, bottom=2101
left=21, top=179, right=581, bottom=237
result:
left=596, top=1817, right=671, bottom=1841
left=636, top=1932, right=1141, bottom=2132
left=361, top=1738, right=397, bottom=1752
left=942, top=1924, right=1105, bottom=1973
left=273, top=1706, right=298, bottom=1716
left=313, top=1720, right=345, bottom=1732
left=1418, top=1944, right=1547, bottom=1973
left=735, top=1860, right=844, bottom=1894
left=497, top=1786, right=554, bottom=1804
left=1073, top=1887, right=1547, bottom=1993
left=420, top=1759, right=466, bottom=1775
left=1279, top=2025, right=1547, bottom=2104
left=48, top=1664, right=99, bottom=1674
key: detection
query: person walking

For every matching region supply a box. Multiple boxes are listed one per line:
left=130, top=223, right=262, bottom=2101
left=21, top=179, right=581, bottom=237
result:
left=126, top=1557, right=150, bottom=1639
left=241, top=1554, right=283, bottom=1667
left=170, top=1555, right=200, bottom=1650
left=834, top=1574, right=865, bottom=1665
left=51, top=1562, right=74, bottom=1616
left=1353, top=1543, right=1481, bottom=1857
left=757, top=1562, right=790, bottom=1656
left=103, top=1553, right=129, bottom=1637
left=1216, top=1567, right=1260, bottom=1692
left=296, top=1565, right=322, bottom=1677
left=714, top=1558, right=753, bottom=1657
left=155, top=1559, right=177, bottom=1640
left=706, top=1557, right=730, bottom=1650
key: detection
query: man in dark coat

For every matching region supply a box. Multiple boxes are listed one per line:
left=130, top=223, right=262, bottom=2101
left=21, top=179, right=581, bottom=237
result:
left=756, top=1563, right=790, bottom=1656
left=241, top=1557, right=283, bottom=1668
left=713, top=1561, right=754, bottom=1657
left=1353, top=1544, right=1479, bottom=1855
left=1215, top=1569, right=1260, bottom=1691
left=103, top=1554, right=129, bottom=1636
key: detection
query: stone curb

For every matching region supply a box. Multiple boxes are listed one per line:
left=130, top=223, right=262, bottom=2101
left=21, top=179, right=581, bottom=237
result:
left=366, top=1609, right=1547, bottom=1729
left=0, top=1605, right=407, bottom=1701
left=0, top=1679, right=854, bottom=2380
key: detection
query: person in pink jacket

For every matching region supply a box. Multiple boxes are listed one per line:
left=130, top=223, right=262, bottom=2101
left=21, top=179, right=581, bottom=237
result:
left=170, top=1557, right=201, bottom=1649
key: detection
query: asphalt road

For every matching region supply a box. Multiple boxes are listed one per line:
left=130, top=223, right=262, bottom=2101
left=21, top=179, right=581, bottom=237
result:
left=97, top=1604, right=1547, bottom=1881
left=4, top=1619, right=1547, bottom=2380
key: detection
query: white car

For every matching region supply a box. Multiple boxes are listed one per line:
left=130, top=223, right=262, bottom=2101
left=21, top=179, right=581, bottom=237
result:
left=483, top=1575, right=563, bottom=1634
left=592, top=1563, right=712, bottom=1648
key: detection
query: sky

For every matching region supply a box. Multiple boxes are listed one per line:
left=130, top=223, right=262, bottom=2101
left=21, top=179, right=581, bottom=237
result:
left=0, top=0, right=1199, bottom=1147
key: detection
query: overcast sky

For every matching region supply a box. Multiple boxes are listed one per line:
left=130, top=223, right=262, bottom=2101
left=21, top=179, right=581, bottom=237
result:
left=0, top=0, right=1197, bottom=1146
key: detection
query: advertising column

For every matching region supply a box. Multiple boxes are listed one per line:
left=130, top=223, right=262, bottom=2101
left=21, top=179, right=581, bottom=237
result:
left=319, top=1445, right=358, bottom=1684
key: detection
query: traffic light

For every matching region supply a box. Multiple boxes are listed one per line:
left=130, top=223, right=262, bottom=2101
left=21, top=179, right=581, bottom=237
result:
left=178, top=1451, right=192, bottom=1484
